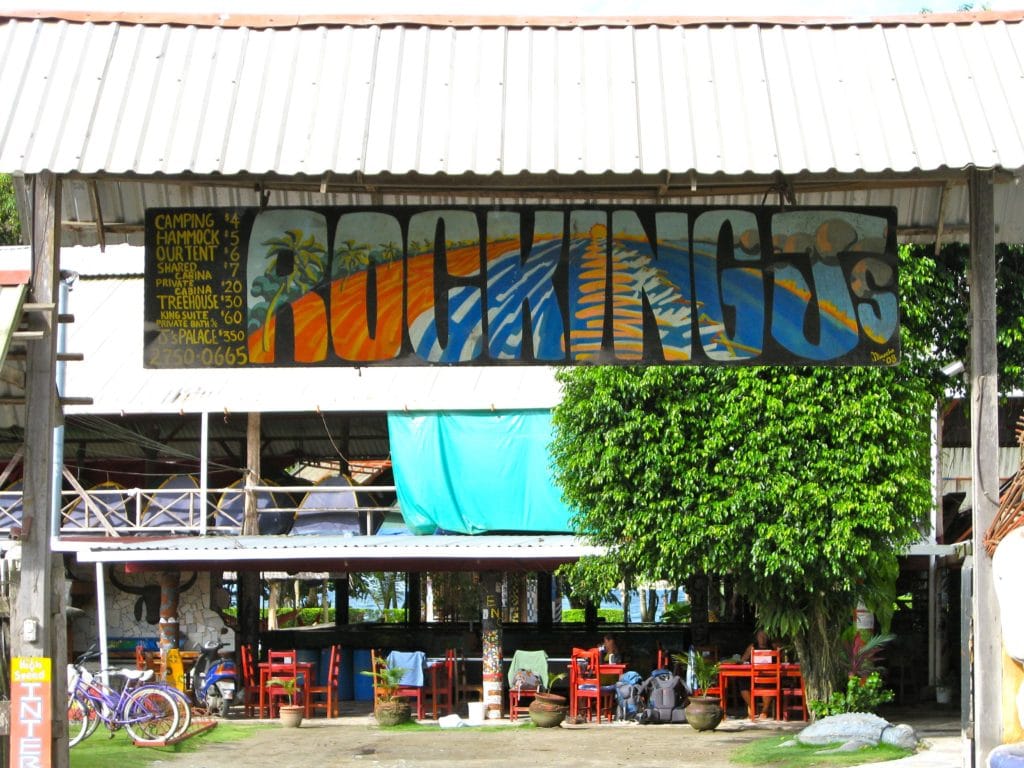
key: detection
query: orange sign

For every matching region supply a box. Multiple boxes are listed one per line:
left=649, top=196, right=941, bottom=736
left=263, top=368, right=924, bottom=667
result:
left=11, top=657, right=51, bottom=768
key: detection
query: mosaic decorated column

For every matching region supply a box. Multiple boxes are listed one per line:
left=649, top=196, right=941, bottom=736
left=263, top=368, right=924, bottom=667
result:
left=157, top=571, right=184, bottom=653
left=479, top=572, right=503, bottom=719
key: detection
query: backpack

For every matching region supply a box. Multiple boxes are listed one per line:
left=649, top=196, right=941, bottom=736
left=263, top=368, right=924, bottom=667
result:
left=511, top=669, right=541, bottom=690
left=615, top=670, right=645, bottom=721
left=638, top=671, right=687, bottom=724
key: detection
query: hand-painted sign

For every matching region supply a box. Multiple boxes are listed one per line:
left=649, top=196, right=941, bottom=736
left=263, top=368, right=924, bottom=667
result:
left=144, top=206, right=899, bottom=368
left=11, top=656, right=51, bottom=768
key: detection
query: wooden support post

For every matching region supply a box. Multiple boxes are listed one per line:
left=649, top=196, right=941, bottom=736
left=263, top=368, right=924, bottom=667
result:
left=406, top=572, right=421, bottom=625
left=238, top=413, right=261, bottom=654
left=333, top=577, right=349, bottom=626
left=968, top=166, right=1001, bottom=766
left=536, top=572, right=553, bottom=629
left=11, top=171, right=68, bottom=767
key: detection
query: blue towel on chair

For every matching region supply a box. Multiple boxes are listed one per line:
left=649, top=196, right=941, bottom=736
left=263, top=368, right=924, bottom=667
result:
left=387, top=650, right=426, bottom=687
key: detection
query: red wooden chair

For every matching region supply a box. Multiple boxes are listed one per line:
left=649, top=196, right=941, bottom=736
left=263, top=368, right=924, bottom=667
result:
left=780, top=665, right=808, bottom=721
left=374, top=649, right=426, bottom=719
left=570, top=647, right=616, bottom=724
left=750, top=649, right=781, bottom=719
left=694, top=646, right=723, bottom=706
left=238, top=643, right=259, bottom=718
left=308, top=644, right=343, bottom=718
left=507, top=649, right=549, bottom=722
left=265, top=650, right=302, bottom=718
left=425, top=651, right=454, bottom=718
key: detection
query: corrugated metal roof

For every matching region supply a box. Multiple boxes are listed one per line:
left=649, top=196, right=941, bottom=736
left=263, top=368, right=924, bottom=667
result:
left=61, top=533, right=606, bottom=572
left=3, top=17, right=1024, bottom=179
left=2, top=15, right=1023, bottom=246
left=53, top=244, right=561, bottom=415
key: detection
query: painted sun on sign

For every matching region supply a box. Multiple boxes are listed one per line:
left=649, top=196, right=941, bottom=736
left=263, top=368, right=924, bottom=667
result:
left=144, top=206, right=898, bottom=368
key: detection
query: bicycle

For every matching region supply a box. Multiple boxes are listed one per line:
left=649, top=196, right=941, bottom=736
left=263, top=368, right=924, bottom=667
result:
left=67, top=657, right=181, bottom=746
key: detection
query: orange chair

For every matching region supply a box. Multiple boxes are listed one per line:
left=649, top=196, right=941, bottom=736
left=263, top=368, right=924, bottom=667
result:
left=265, top=650, right=302, bottom=718
left=308, top=644, right=343, bottom=718
left=750, top=649, right=781, bottom=719
left=780, top=665, right=808, bottom=721
left=238, top=643, right=260, bottom=718
left=570, top=647, right=616, bottom=724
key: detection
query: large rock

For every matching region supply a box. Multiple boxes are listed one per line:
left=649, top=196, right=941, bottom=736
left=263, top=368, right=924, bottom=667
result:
left=798, top=713, right=918, bottom=751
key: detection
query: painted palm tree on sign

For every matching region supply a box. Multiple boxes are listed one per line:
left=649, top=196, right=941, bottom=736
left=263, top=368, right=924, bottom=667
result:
left=333, top=238, right=370, bottom=279
left=259, top=229, right=326, bottom=352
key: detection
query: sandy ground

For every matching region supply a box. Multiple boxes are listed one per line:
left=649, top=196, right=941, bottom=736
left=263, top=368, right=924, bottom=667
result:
left=155, top=704, right=962, bottom=768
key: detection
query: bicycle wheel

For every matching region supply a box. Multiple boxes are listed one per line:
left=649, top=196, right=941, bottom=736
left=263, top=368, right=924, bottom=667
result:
left=67, top=696, right=94, bottom=747
left=122, top=688, right=180, bottom=743
left=148, top=684, right=193, bottom=736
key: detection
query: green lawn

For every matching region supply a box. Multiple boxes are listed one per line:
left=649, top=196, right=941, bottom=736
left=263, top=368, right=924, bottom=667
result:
left=70, top=722, right=266, bottom=768
left=732, top=734, right=913, bottom=768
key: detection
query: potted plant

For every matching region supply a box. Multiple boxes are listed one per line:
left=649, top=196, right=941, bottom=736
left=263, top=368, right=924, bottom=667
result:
left=674, top=652, right=722, bottom=731
left=265, top=677, right=303, bottom=727
left=528, top=672, right=568, bottom=727
left=360, top=661, right=411, bottom=726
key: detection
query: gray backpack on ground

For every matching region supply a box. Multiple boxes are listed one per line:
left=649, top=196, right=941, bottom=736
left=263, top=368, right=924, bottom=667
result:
left=638, top=670, right=687, bottom=724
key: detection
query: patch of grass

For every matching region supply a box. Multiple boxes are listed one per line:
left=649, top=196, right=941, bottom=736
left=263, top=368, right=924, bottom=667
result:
left=70, top=722, right=267, bottom=768
left=732, top=734, right=913, bottom=768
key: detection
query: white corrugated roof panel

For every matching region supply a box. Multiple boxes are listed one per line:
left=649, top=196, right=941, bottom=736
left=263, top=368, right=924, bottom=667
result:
left=6, top=16, right=1024, bottom=177
left=65, top=533, right=606, bottom=570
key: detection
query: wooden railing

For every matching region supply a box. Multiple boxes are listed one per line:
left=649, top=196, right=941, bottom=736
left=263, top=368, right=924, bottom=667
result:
left=0, top=484, right=397, bottom=537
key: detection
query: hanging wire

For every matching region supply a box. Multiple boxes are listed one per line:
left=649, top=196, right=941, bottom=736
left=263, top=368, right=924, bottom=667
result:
left=318, top=411, right=349, bottom=465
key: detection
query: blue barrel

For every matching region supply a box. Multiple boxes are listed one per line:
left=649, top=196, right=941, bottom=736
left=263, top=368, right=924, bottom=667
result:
left=337, top=647, right=354, bottom=700
left=353, top=649, right=373, bottom=701
left=297, top=649, right=318, bottom=687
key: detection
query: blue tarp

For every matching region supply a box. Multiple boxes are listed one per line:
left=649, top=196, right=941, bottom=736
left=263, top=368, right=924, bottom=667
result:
left=387, top=410, right=572, bottom=535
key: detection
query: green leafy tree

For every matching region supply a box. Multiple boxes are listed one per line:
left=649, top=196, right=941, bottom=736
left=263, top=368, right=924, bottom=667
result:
left=900, top=243, right=1024, bottom=392
left=0, top=174, right=22, bottom=244
left=550, top=364, right=934, bottom=705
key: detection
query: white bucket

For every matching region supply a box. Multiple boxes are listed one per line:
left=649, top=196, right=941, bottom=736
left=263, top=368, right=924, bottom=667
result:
left=467, top=702, right=485, bottom=722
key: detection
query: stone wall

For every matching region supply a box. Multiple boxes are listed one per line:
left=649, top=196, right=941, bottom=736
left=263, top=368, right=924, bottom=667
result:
left=70, top=571, right=232, bottom=655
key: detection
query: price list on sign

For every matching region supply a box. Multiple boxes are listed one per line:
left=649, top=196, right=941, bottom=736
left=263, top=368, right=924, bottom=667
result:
left=144, top=208, right=251, bottom=368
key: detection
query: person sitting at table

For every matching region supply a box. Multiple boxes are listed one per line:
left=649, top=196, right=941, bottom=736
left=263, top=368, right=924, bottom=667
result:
left=740, top=629, right=776, bottom=719
left=600, top=634, right=623, bottom=665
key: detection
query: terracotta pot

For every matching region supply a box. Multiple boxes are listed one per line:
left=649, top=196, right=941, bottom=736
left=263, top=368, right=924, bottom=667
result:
left=684, top=696, right=722, bottom=732
left=531, top=692, right=568, bottom=707
left=528, top=699, right=567, bottom=727
left=278, top=704, right=303, bottom=728
left=375, top=699, right=412, bottom=727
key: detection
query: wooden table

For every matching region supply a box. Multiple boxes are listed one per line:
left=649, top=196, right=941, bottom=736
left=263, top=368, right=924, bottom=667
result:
left=258, top=661, right=315, bottom=718
left=717, top=662, right=804, bottom=720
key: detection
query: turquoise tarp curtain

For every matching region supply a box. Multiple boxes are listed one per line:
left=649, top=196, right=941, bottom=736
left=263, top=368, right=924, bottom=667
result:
left=387, top=410, right=572, bottom=535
